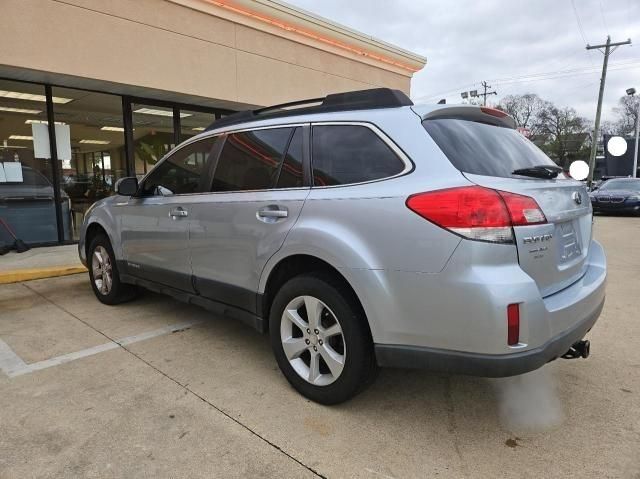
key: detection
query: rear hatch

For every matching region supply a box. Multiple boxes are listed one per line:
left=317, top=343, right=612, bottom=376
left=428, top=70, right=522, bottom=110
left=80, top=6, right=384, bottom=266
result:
left=420, top=106, right=592, bottom=297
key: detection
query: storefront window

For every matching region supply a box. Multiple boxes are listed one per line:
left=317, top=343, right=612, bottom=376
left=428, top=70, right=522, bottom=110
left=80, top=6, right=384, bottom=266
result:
left=180, top=110, right=216, bottom=142
left=0, top=79, right=60, bottom=247
left=132, top=104, right=175, bottom=178
left=52, top=87, right=126, bottom=241
left=1, top=79, right=227, bottom=247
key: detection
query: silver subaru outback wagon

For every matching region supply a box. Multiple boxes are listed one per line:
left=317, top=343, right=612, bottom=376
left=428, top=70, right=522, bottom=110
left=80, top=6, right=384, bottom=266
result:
left=79, top=88, right=606, bottom=404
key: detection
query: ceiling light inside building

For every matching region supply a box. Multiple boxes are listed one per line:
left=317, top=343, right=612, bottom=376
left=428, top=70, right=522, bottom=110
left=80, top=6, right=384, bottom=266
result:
left=100, top=126, right=126, bottom=132
left=79, top=139, right=111, bottom=144
left=134, top=108, right=192, bottom=118
left=25, top=119, right=65, bottom=125
left=0, top=106, right=43, bottom=115
left=0, top=90, right=72, bottom=104
left=9, top=135, right=34, bottom=140
left=192, top=127, right=206, bottom=131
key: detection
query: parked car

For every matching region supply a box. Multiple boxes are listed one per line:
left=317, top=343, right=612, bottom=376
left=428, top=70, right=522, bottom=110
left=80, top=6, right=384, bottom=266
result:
left=0, top=164, right=71, bottom=246
left=79, top=88, right=606, bottom=404
left=589, top=178, right=640, bottom=215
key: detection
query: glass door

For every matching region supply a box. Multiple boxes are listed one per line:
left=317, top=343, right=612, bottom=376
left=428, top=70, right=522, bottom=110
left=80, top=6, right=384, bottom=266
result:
left=0, top=79, right=59, bottom=246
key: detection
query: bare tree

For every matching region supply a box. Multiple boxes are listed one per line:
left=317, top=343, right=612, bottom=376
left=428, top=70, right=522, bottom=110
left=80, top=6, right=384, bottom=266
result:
left=496, top=93, right=546, bottom=137
left=536, top=105, right=590, bottom=167
left=612, top=95, right=640, bottom=136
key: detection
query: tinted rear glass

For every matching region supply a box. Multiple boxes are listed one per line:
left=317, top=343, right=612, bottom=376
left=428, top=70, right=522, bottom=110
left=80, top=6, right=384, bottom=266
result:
left=422, top=118, right=561, bottom=179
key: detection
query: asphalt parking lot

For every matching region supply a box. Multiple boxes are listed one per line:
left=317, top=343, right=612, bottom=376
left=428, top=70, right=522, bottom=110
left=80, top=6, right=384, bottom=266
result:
left=1, top=216, right=639, bottom=478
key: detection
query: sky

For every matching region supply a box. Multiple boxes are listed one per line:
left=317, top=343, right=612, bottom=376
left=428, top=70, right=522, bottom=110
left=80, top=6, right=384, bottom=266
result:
left=285, top=0, right=640, bottom=123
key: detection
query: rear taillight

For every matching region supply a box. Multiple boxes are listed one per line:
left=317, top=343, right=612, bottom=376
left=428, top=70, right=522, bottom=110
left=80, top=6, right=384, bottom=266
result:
left=406, top=186, right=546, bottom=244
left=507, top=303, right=520, bottom=345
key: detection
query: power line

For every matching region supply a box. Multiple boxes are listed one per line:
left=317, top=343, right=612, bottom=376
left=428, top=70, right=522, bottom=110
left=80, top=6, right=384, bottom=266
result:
left=418, top=61, right=640, bottom=101
left=571, top=0, right=589, bottom=44
left=487, top=60, right=640, bottom=84
left=491, top=62, right=640, bottom=86
left=599, top=0, right=610, bottom=36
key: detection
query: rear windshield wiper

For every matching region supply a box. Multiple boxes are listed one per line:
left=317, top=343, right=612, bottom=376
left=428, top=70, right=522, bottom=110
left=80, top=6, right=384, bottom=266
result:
left=512, top=165, right=563, bottom=179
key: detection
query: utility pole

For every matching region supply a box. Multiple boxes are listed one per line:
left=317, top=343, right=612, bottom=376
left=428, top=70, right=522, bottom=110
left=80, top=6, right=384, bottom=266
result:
left=585, top=36, right=632, bottom=186
left=478, top=81, right=497, bottom=106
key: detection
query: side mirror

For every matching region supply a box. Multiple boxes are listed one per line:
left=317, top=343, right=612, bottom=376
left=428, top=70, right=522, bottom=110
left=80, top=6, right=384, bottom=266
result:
left=115, top=177, right=138, bottom=196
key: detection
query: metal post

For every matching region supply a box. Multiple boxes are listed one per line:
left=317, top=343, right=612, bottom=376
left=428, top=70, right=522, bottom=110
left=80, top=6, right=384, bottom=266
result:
left=122, top=97, right=135, bottom=177
left=45, top=85, right=65, bottom=243
left=633, top=101, right=640, bottom=178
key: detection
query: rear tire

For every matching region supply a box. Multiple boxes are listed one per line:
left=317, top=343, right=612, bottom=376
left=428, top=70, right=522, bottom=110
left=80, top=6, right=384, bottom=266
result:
left=88, top=234, right=138, bottom=305
left=269, top=272, right=378, bottom=404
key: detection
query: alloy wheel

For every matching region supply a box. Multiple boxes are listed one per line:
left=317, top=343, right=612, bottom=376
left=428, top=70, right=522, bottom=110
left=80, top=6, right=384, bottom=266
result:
left=92, top=245, right=113, bottom=296
left=280, top=295, right=346, bottom=386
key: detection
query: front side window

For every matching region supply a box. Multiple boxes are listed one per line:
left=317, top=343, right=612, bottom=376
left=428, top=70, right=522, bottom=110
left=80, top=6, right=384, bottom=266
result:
left=141, top=136, right=218, bottom=196
left=311, top=125, right=405, bottom=186
left=211, top=128, right=293, bottom=192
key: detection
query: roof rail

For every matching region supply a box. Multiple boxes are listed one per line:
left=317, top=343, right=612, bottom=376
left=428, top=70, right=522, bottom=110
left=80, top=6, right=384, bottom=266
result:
left=205, top=88, right=413, bottom=131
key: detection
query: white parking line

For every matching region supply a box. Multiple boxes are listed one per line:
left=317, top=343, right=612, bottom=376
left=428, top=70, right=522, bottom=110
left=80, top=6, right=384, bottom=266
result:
left=0, top=320, right=202, bottom=378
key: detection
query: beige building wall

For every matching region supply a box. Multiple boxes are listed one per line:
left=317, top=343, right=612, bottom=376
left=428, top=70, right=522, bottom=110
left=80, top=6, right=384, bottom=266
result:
left=0, top=0, right=425, bottom=108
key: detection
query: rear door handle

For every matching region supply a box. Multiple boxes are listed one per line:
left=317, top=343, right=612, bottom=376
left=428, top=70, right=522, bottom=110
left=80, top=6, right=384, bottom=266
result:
left=169, top=207, right=188, bottom=219
left=257, top=207, right=288, bottom=219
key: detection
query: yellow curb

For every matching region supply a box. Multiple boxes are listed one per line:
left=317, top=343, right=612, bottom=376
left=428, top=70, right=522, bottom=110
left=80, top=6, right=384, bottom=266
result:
left=0, top=265, right=87, bottom=284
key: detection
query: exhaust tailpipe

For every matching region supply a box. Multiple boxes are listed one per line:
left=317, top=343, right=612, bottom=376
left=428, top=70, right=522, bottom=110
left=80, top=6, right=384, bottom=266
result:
left=562, top=340, right=590, bottom=359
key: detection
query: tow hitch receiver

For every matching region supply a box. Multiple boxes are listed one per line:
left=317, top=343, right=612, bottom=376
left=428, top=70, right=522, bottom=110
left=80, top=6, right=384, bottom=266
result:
left=562, top=340, right=591, bottom=359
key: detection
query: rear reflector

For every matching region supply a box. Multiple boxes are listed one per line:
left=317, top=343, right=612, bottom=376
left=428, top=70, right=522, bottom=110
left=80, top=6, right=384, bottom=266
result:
left=406, top=186, right=546, bottom=244
left=507, top=303, right=520, bottom=346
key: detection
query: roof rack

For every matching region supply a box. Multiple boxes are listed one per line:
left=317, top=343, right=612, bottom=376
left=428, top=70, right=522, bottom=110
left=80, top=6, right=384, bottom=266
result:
left=205, top=88, right=413, bottom=131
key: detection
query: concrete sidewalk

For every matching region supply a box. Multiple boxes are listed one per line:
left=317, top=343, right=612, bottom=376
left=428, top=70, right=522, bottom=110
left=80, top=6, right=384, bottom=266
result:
left=0, top=244, right=85, bottom=284
left=0, top=216, right=639, bottom=477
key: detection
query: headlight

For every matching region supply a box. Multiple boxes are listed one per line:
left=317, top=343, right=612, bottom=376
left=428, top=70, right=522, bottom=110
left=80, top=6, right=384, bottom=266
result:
left=627, top=195, right=640, bottom=201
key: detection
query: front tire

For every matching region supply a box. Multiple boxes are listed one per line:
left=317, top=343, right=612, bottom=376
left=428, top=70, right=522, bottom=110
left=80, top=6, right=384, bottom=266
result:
left=269, top=272, right=378, bottom=404
left=88, top=234, right=138, bottom=305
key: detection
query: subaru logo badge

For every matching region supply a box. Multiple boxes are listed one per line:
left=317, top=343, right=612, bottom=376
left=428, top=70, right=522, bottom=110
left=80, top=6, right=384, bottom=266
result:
left=572, top=191, right=582, bottom=205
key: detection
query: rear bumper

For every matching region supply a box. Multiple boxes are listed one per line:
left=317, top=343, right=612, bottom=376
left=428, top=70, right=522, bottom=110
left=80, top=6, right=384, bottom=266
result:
left=355, top=239, right=607, bottom=376
left=375, top=297, right=603, bottom=377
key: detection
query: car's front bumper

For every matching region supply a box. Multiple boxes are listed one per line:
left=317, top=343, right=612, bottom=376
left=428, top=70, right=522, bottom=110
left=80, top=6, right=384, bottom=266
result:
left=591, top=199, right=640, bottom=213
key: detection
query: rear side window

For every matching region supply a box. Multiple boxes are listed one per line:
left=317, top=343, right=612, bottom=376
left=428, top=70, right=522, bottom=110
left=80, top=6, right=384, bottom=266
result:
left=212, top=128, right=293, bottom=192
left=311, top=125, right=405, bottom=186
left=423, top=118, right=560, bottom=179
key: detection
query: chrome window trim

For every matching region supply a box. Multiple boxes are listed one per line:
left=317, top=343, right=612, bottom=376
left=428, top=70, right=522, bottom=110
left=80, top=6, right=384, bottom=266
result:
left=308, top=121, right=414, bottom=189
left=136, top=120, right=413, bottom=197
left=137, top=124, right=306, bottom=197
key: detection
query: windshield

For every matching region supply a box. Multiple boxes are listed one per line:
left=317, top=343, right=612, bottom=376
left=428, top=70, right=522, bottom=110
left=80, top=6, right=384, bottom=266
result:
left=423, top=118, right=564, bottom=179
left=599, top=179, right=640, bottom=191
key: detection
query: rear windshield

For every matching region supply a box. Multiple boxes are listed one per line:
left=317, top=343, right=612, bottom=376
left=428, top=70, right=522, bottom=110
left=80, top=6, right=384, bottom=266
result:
left=599, top=179, right=640, bottom=191
left=422, top=118, right=562, bottom=179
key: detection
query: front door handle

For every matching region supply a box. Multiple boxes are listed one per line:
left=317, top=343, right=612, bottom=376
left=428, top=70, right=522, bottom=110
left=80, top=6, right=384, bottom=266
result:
left=169, top=207, right=188, bottom=219
left=257, top=206, right=288, bottom=220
